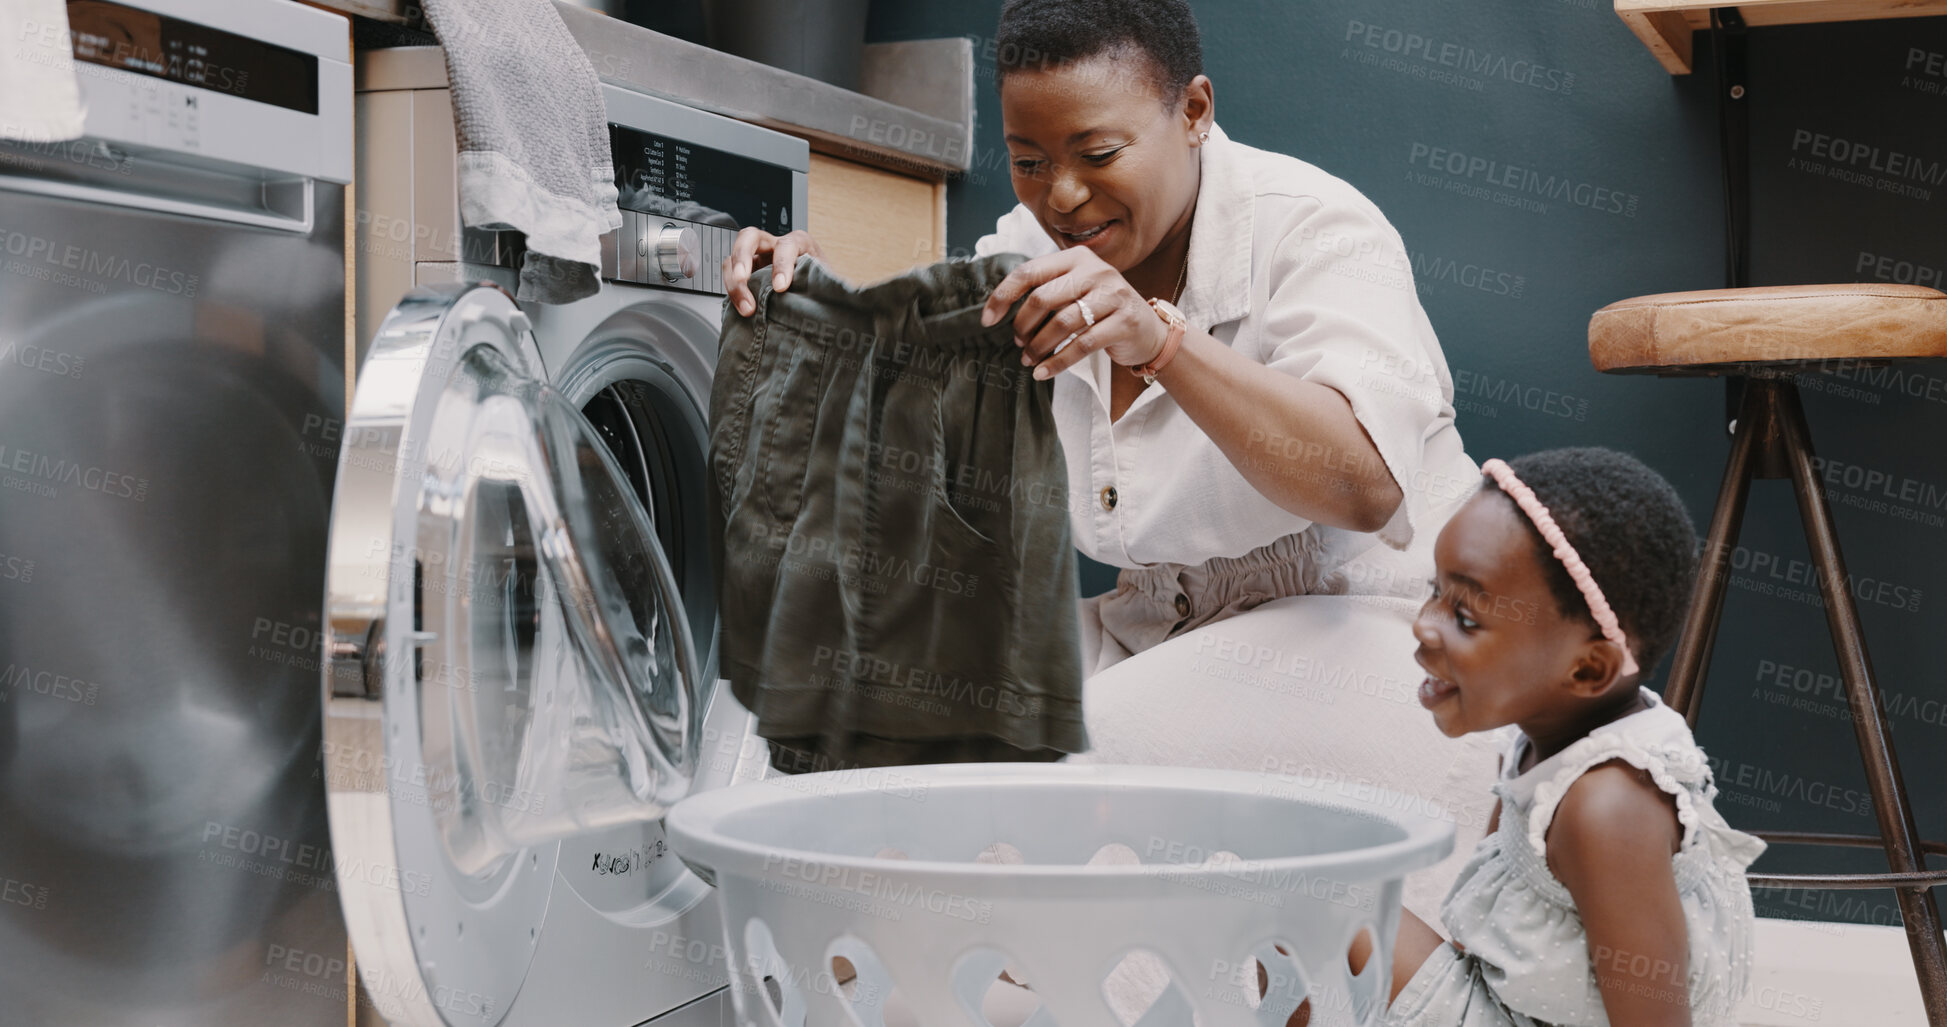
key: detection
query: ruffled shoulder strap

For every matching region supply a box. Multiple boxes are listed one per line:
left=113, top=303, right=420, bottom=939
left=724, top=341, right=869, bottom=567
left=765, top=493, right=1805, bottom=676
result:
left=1508, top=699, right=1768, bottom=876
left=1522, top=703, right=1719, bottom=858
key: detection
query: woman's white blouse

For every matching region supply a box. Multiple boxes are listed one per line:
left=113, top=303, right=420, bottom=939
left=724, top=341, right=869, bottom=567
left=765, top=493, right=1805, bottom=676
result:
left=975, top=123, right=1476, bottom=571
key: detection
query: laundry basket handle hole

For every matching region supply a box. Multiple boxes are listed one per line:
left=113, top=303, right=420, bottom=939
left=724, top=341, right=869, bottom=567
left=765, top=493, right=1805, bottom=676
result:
left=1251, top=940, right=1314, bottom=1026
left=1102, top=948, right=1194, bottom=1027
left=827, top=934, right=896, bottom=1027
left=742, top=917, right=803, bottom=1027
left=1344, top=925, right=1385, bottom=1023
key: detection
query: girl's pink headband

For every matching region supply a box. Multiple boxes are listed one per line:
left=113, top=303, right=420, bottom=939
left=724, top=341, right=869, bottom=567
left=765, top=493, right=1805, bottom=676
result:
left=1480, top=458, right=1640, bottom=677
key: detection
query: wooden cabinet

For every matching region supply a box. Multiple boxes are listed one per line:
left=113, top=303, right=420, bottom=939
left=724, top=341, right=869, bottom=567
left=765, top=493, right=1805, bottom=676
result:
left=805, top=152, right=948, bottom=286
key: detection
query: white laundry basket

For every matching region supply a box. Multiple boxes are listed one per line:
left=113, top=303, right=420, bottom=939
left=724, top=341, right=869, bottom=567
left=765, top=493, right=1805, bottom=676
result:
left=665, top=762, right=1454, bottom=1027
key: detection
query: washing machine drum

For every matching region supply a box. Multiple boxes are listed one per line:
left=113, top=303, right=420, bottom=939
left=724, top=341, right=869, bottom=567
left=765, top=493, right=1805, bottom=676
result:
left=320, top=283, right=705, bottom=1026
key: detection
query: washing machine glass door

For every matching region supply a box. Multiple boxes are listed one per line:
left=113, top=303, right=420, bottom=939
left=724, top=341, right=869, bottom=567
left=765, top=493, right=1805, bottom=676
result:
left=321, top=283, right=702, bottom=1027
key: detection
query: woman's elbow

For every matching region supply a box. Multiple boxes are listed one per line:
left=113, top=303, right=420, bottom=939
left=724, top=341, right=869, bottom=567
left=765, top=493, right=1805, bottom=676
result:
left=1346, top=476, right=1404, bottom=534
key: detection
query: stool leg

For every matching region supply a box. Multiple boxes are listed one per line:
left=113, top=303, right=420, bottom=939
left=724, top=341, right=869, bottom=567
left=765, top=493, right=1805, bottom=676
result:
left=1774, top=382, right=1947, bottom=1020
left=1664, top=380, right=1768, bottom=725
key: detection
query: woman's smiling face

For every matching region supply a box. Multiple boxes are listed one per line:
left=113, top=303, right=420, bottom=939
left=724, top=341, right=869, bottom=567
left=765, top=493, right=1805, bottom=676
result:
left=998, top=50, right=1206, bottom=274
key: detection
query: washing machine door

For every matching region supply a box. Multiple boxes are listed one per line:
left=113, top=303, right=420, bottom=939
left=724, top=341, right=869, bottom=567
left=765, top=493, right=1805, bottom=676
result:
left=321, top=283, right=704, bottom=1027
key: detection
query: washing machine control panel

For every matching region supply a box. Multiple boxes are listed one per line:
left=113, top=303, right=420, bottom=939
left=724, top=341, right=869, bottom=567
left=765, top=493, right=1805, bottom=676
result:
left=602, top=211, right=738, bottom=297
left=604, top=120, right=798, bottom=297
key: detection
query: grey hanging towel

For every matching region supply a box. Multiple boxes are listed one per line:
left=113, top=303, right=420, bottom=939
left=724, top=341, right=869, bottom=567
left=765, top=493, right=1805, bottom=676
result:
left=418, top=0, right=621, bottom=304
left=710, top=253, right=1087, bottom=773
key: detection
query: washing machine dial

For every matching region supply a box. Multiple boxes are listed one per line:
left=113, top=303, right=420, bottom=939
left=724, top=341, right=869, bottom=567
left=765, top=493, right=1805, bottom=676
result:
left=654, top=224, right=700, bottom=283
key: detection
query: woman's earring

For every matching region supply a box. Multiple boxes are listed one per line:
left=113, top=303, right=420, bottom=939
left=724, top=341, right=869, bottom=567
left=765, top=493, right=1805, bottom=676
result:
left=1197, top=131, right=1209, bottom=145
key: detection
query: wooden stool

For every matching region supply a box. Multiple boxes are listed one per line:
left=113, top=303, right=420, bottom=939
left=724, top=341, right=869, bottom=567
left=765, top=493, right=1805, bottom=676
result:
left=1591, top=283, right=1947, bottom=1020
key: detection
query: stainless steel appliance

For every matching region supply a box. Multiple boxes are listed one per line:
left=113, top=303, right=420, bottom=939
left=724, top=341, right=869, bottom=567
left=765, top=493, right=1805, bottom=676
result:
left=0, top=1, right=354, bottom=1025
left=333, top=47, right=804, bottom=1027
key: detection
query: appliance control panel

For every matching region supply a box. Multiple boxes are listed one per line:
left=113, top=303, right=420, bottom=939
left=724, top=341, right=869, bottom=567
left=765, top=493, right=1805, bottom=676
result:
left=603, top=120, right=798, bottom=297
left=601, top=210, right=741, bottom=297
left=50, top=0, right=352, bottom=183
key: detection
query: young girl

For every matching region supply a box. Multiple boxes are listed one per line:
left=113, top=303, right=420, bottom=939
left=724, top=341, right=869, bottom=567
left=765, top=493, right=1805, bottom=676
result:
left=1381, top=447, right=1767, bottom=1027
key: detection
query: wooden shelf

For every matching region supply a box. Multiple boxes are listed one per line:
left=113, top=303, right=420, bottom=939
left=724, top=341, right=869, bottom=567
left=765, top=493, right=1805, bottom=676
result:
left=1617, top=0, right=1947, bottom=73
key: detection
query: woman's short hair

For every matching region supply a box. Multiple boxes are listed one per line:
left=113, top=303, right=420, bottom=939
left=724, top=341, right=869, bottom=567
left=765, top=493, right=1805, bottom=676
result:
left=995, top=0, right=1204, bottom=105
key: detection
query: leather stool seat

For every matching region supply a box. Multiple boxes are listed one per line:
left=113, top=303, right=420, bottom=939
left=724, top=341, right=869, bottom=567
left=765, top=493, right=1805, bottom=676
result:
left=1590, top=283, right=1947, bottom=374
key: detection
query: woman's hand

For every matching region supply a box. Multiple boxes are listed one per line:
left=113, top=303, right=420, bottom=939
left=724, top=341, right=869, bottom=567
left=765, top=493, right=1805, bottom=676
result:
left=721, top=228, right=825, bottom=318
left=978, top=247, right=1169, bottom=380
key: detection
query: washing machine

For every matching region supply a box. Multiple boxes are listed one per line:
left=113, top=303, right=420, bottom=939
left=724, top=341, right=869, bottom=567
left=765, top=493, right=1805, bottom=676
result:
left=331, top=46, right=804, bottom=1026
left=0, top=1, right=354, bottom=1025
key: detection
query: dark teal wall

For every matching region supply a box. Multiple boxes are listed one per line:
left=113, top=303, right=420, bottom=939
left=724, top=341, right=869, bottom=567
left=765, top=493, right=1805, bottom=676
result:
left=869, top=1, right=1947, bottom=925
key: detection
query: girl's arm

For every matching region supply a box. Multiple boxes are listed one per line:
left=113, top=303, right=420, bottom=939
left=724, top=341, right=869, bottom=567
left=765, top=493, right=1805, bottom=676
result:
left=1548, top=762, right=1691, bottom=1027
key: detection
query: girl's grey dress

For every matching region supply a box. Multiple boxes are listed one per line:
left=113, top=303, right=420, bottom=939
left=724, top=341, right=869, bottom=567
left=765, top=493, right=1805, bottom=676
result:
left=1384, top=689, right=1767, bottom=1026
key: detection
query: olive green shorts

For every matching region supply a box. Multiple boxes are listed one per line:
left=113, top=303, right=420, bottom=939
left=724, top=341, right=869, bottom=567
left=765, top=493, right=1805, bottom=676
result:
left=709, top=254, right=1086, bottom=773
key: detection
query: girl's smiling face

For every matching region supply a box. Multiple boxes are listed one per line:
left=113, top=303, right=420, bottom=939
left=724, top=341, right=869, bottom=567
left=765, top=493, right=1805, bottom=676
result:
left=1413, top=491, right=1608, bottom=739
left=998, top=50, right=1206, bottom=274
